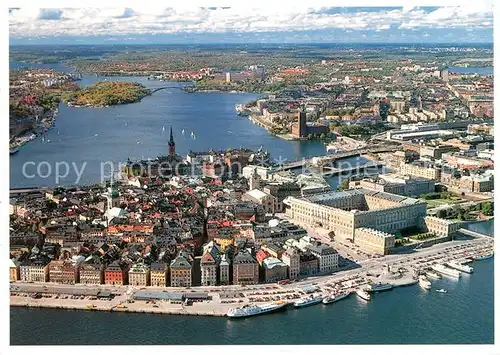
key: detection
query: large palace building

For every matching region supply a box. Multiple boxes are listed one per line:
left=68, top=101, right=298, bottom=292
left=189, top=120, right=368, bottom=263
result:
left=284, top=188, right=429, bottom=254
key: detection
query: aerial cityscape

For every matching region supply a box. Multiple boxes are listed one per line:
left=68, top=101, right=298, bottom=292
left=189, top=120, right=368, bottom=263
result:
left=8, top=4, right=494, bottom=346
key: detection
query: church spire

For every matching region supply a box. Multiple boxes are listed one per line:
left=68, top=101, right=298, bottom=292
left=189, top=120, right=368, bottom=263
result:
left=168, top=126, right=175, bottom=156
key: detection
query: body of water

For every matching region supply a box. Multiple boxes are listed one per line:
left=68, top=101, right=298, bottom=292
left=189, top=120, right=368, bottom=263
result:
left=9, top=62, right=494, bottom=345
left=10, top=64, right=328, bottom=187
left=10, top=254, right=494, bottom=345
left=448, top=66, right=493, bottom=75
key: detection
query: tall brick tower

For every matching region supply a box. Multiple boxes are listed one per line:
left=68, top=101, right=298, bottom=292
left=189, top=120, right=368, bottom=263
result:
left=298, top=103, right=307, bottom=138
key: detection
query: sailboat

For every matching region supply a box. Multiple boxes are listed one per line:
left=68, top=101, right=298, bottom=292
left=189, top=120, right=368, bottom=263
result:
left=191, top=131, right=195, bottom=137
left=181, top=129, right=185, bottom=135
left=162, top=126, right=165, bottom=131
left=41, top=136, right=45, bottom=143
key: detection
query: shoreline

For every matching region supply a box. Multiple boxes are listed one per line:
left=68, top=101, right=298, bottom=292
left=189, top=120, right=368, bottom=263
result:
left=10, top=236, right=494, bottom=318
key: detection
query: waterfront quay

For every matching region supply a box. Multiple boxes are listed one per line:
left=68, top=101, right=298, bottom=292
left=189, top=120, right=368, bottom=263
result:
left=10, top=233, right=493, bottom=317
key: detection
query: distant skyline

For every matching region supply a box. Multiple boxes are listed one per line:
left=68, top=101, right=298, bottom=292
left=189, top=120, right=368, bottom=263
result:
left=9, top=5, right=494, bottom=45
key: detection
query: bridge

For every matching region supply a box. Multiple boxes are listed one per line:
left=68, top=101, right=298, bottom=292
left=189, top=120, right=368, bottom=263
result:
left=272, top=144, right=400, bottom=172
left=149, top=86, right=190, bottom=94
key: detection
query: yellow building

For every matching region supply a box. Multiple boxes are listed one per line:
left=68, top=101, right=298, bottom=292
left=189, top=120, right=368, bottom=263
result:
left=284, top=188, right=427, bottom=241
left=424, top=216, right=462, bottom=237
left=150, top=263, right=168, bottom=287
left=354, top=228, right=395, bottom=255
left=214, top=234, right=233, bottom=252
left=9, top=259, right=19, bottom=281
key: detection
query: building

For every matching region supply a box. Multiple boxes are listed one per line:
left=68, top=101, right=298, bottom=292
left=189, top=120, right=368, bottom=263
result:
left=20, top=259, right=50, bottom=283
left=306, top=244, right=338, bottom=273
left=104, top=261, right=130, bottom=285
left=281, top=247, right=300, bottom=280
left=399, top=161, right=442, bottom=181
left=128, top=262, right=150, bottom=286
left=420, top=145, right=459, bottom=159
left=284, top=188, right=427, bottom=241
left=262, top=257, right=288, bottom=283
left=353, top=228, right=395, bottom=255
left=170, top=253, right=192, bottom=287
left=219, top=254, right=231, bottom=285
left=390, top=100, right=406, bottom=114
left=200, top=241, right=221, bottom=286
left=299, top=252, right=319, bottom=276
left=79, top=263, right=104, bottom=284
left=424, top=216, right=462, bottom=237
left=291, top=104, right=308, bottom=138
left=242, top=189, right=279, bottom=214
left=150, top=263, right=169, bottom=287
left=350, top=174, right=435, bottom=197
left=168, top=126, right=176, bottom=156
left=48, top=260, right=79, bottom=284
left=233, top=250, right=259, bottom=285
left=9, top=259, right=20, bottom=281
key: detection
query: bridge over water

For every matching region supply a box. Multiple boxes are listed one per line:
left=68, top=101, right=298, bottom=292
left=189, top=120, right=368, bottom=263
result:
left=273, top=144, right=400, bottom=172
left=148, top=86, right=190, bottom=94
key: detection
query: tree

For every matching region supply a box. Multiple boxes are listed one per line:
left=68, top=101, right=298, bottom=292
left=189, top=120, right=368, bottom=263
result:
left=337, top=179, right=350, bottom=191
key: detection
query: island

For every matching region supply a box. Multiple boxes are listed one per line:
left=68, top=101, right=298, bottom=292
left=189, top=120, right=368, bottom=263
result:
left=62, top=81, right=151, bottom=107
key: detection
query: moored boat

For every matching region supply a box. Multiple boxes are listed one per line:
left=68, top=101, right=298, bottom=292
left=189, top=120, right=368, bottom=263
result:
left=294, top=295, right=323, bottom=308
left=431, top=264, right=461, bottom=279
left=474, top=253, right=494, bottom=261
left=322, top=292, right=350, bottom=305
left=356, top=289, right=371, bottom=301
left=426, top=271, right=442, bottom=280
left=10, top=147, right=20, bottom=155
left=365, top=282, right=393, bottom=293
left=418, top=275, right=432, bottom=290
left=227, top=301, right=288, bottom=318
left=446, top=261, right=474, bottom=274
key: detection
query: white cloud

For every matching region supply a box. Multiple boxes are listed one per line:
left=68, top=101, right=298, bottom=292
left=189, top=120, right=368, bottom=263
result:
left=8, top=6, right=493, bottom=38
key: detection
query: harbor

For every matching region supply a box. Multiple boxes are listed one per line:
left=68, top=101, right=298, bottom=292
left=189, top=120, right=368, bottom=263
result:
left=10, top=233, right=493, bottom=318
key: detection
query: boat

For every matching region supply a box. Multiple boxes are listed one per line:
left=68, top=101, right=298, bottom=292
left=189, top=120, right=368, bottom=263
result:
left=431, top=264, right=461, bottom=279
left=418, top=275, right=432, bottom=290
left=436, top=289, right=447, bottom=294
left=227, top=302, right=288, bottom=318
left=293, top=295, right=323, bottom=308
left=162, top=126, right=165, bottom=131
left=356, top=289, right=371, bottom=301
left=322, top=292, right=350, bottom=304
left=365, top=282, right=393, bottom=293
left=474, top=253, right=494, bottom=261
left=191, top=132, right=195, bottom=137
left=10, top=147, right=19, bottom=155
left=426, top=271, right=442, bottom=280
left=181, top=129, right=185, bottom=135
left=446, top=261, right=474, bottom=274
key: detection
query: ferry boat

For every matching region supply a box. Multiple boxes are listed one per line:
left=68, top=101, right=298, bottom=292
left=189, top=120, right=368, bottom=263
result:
left=293, top=295, right=323, bottom=308
left=365, top=282, right=393, bottom=293
left=418, top=275, right=432, bottom=290
left=235, top=104, right=251, bottom=116
left=446, top=261, right=474, bottom=274
left=436, top=289, right=447, bottom=294
left=426, top=271, right=442, bottom=280
left=431, top=264, right=461, bottom=279
left=474, top=253, right=494, bottom=261
left=356, top=289, right=371, bottom=301
left=10, top=147, right=20, bottom=155
left=227, top=301, right=288, bottom=318
left=322, top=292, right=350, bottom=305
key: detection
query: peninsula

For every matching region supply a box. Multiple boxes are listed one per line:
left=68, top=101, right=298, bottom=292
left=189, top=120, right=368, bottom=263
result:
left=62, top=81, right=151, bottom=107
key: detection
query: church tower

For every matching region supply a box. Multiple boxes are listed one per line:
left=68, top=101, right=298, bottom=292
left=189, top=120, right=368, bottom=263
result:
left=249, top=168, right=261, bottom=190
left=168, top=126, right=176, bottom=156
left=107, top=177, right=120, bottom=211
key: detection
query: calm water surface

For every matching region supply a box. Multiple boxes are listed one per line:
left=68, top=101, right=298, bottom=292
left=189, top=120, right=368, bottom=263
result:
left=9, top=62, right=494, bottom=345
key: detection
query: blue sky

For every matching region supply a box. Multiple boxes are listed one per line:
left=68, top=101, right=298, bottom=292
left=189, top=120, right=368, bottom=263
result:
left=9, top=6, right=494, bottom=44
